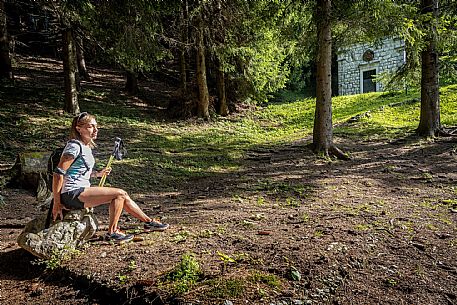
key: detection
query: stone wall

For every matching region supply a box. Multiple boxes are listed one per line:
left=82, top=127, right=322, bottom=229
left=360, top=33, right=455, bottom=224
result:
left=337, top=37, right=405, bottom=96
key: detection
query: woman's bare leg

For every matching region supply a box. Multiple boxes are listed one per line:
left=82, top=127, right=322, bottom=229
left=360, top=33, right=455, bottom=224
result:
left=78, top=186, right=151, bottom=233
left=78, top=187, right=125, bottom=207
left=109, top=196, right=124, bottom=233
left=123, top=197, right=151, bottom=222
left=79, top=187, right=126, bottom=233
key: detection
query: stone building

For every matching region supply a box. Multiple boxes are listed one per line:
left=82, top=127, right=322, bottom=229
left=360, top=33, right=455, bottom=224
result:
left=337, top=37, right=405, bottom=96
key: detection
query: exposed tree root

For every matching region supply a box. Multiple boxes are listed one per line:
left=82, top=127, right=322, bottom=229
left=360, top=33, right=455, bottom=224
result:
left=416, top=127, right=457, bottom=138
left=311, top=143, right=351, bottom=160
left=436, top=128, right=457, bottom=137
left=329, top=145, right=351, bottom=160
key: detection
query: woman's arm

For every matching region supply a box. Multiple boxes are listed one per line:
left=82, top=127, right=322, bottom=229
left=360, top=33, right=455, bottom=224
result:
left=90, top=167, right=112, bottom=178
left=52, top=154, right=75, bottom=221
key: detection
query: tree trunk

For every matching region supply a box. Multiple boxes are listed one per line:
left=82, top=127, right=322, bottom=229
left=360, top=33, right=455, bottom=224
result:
left=125, top=70, right=138, bottom=95
left=417, top=0, right=440, bottom=137
left=216, top=59, right=228, bottom=116
left=196, top=15, right=210, bottom=120
left=313, top=0, right=333, bottom=154
left=62, top=28, right=79, bottom=114
left=312, top=0, right=348, bottom=159
left=0, top=1, right=12, bottom=81
left=76, top=35, right=91, bottom=81
left=179, top=50, right=187, bottom=92
left=179, top=0, right=188, bottom=92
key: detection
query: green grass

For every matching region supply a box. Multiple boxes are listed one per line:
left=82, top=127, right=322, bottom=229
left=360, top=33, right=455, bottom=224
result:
left=250, top=271, right=281, bottom=288
left=336, top=85, right=457, bottom=140
left=207, top=278, right=246, bottom=298
left=165, top=253, right=202, bottom=294
left=2, top=82, right=457, bottom=192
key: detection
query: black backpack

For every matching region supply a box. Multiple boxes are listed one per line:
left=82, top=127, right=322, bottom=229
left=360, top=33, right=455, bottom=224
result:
left=47, top=140, right=90, bottom=191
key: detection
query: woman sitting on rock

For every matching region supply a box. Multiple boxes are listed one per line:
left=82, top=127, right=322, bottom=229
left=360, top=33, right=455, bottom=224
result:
left=52, top=112, right=169, bottom=243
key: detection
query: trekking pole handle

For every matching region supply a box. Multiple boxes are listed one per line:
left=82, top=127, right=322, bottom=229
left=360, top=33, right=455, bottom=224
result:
left=99, top=155, right=114, bottom=187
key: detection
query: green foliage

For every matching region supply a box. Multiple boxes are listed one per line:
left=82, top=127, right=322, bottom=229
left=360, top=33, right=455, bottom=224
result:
left=216, top=251, right=249, bottom=275
left=166, top=253, right=202, bottom=294
left=208, top=278, right=245, bottom=298
left=173, top=230, right=190, bottom=243
left=251, top=29, right=290, bottom=94
left=384, top=278, right=397, bottom=287
left=35, top=246, right=81, bottom=271
left=255, top=179, right=310, bottom=197
left=354, top=223, right=371, bottom=231
left=117, top=274, right=129, bottom=285
left=198, top=229, right=215, bottom=238
left=115, top=257, right=140, bottom=285
left=81, top=0, right=170, bottom=72
left=273, top=2, right=314, bottom=94
left=290, top=267, right=301, bottom=281
left=379, top=1, right=457, bottom=88
left=212, top=1, right=297, bottom=103
left=256, top=196, right=265, bottom=206
left=374, top=70, right=420, bottom=93
left=284, top=197, right=300, bottom=208
left=250, top=271, right=281, bottom=288
left=440, top=55, right=457, bottom=86
left=314, top=230, right=324, bottom=238
left=217, top=251, right=237, bottom=264
left=128, top=260, right=137, bottom=272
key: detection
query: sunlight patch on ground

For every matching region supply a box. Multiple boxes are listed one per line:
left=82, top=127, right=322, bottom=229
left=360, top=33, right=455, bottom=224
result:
left=14, top=75, right=32, bottom=81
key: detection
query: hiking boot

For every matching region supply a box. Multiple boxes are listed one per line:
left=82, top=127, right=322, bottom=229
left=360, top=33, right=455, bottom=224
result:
left=144, top=220, right=169, bottom=231
left=104, top=230, right=134, bottom=243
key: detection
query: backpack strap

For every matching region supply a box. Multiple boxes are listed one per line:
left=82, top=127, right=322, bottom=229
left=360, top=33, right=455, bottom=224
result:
left=68, top=139, right=90, bottom=174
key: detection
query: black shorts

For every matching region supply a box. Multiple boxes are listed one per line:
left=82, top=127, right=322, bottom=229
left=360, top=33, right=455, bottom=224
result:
left=61, top=187, right=86, bottom=209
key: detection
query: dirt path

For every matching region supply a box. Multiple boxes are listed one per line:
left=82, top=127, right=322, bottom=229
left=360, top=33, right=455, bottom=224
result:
left=1, top=136, right=457, bottom=305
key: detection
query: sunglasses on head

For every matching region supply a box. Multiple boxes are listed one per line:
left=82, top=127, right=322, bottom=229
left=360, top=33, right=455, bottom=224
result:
left=77, top=112, right=88, bottom=122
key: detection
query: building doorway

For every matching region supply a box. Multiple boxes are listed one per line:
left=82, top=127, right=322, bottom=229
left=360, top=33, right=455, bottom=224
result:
left=362, top=69, right=377, bottom=93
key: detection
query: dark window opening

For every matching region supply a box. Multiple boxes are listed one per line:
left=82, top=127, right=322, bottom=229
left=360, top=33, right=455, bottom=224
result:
left=362, top=69, right=376, bottom=93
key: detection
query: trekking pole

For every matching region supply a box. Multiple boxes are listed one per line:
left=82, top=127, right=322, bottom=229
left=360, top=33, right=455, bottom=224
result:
left=98, top=155, right=114, bottom=187
left=99, top=137, right=125, bottom=187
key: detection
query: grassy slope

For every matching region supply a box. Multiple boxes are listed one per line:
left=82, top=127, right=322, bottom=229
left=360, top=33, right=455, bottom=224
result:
left=1, top=83, right=457, bottom=192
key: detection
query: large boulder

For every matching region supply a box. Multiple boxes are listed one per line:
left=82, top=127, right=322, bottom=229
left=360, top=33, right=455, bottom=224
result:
left=17, top=209, right=98, bottom=259
left=1, top=151, right=51, bottom=201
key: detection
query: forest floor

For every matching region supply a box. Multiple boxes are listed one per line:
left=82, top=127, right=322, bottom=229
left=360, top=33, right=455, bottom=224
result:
left=0, top=56, right=457, bottom=305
